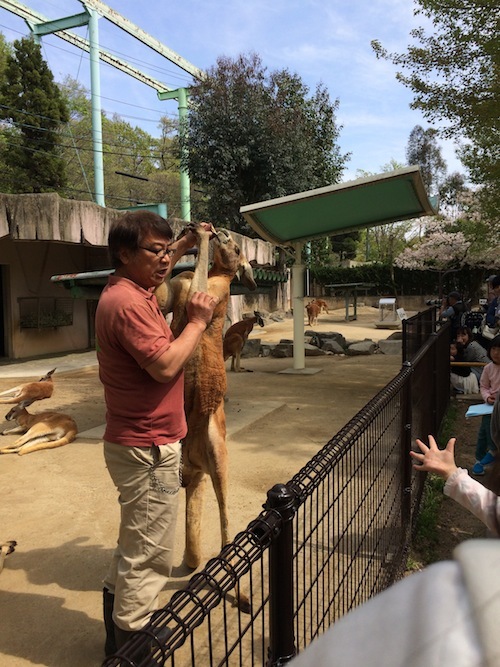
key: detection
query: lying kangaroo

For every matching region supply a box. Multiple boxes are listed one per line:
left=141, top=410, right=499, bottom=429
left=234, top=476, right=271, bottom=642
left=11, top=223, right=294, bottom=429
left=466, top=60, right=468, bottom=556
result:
left=0, top=368, right=56, bottom=405
left=0, top=540, right=16, bottom=575
left=0, top=400, right=77, bottom=455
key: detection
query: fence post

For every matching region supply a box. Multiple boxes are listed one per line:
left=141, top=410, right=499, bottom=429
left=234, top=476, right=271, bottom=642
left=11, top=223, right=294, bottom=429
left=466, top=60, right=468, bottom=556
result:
left=266, top=483, right=297, bottom=666
left=401, top=361, right=413, bottom=532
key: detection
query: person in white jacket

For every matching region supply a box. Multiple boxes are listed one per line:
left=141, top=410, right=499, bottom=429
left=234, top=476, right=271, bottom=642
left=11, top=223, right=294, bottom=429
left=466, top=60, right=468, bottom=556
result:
left=290, top=435, right=500, bottom=667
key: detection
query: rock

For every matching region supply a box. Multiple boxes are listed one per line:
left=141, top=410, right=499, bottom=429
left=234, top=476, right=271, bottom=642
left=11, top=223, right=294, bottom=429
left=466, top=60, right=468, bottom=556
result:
left=271, top=343, right=293, bottom=358
left=242, top=339, right=262, bottom=358
left=305, top=343, right=327, bottom=356
left=346, top=341, right=377, bottom=356
left=321, top=340, right=346, bottom=354
left=378, top=339, right=402, bottom=355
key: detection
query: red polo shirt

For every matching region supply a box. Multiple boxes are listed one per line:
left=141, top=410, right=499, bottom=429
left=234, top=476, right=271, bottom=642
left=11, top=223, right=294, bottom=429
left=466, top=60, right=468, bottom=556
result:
left=95, top=276, right=187, bottom=447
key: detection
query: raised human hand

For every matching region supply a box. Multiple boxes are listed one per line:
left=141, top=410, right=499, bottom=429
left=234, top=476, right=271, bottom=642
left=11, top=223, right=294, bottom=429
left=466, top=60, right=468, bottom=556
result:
left=410, top=435, right=458, bottom=480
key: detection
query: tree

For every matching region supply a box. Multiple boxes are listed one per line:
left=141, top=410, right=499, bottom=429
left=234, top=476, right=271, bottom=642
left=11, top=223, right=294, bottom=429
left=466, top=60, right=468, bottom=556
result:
left=395, top=212, right=496, bottom=298
left=184, top=53, right=348, bottom=233
left=58, top=77, right=181, bottom=211
left=372, top=0, right=500, bottom=219
left=438, top=171, right=468, bottom=219
left=0, top=37, right=69, bottom=193
left=406, top=125, right=447, bottom=196
left=395, top=219, right=471, bottom=296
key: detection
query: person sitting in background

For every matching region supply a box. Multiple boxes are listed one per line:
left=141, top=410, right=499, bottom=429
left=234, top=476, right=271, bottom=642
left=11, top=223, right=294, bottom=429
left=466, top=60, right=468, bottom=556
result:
left=455, top=326, right=489, bottom=384
left=439, top=291, right=467, bottom=341
left=485, top=276, right=500, bottom=326
left=450, top=340, right=479, bottom=395
left=471, top=335, right=500, bottom=476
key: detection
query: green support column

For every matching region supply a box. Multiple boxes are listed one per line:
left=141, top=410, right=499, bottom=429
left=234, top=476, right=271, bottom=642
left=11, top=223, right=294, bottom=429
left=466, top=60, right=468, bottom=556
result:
left=177, top=87, right=190, bottom=221
left=158, top=87, right=191, bottom=222
left=88, top=9, right=105, bottom=207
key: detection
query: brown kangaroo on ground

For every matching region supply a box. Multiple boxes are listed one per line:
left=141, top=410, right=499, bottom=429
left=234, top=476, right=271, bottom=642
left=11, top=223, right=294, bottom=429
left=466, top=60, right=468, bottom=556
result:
left=0, top=540, right=16, bottom=575
left=0, top=400, right=77, bottom=455
left=223, top=311, right=265, bottom=372
left=0, top=368, right=56, bottom=405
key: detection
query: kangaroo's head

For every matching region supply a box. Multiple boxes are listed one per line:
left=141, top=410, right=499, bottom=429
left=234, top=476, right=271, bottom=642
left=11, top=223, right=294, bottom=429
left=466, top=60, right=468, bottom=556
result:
left=253, top=311, right=265, bottom=327
left=212, top=229, right=257, bottom=291
left=5, top=399, right=33, bottom=421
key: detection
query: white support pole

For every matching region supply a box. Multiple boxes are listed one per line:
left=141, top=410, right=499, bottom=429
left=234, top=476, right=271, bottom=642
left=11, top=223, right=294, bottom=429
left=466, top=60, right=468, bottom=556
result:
left=291, top=241, right=305, bottom=370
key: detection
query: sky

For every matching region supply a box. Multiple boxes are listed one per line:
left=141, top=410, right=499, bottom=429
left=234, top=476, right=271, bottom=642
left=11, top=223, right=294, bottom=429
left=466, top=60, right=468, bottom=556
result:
left=0, top=0, right=463, bottom=185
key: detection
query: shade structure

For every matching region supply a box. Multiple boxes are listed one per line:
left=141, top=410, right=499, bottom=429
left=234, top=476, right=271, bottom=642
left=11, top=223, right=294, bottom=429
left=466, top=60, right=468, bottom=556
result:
left=240, top=166, right=436, bottom=246
left=240, top=166, right=437, bottom=373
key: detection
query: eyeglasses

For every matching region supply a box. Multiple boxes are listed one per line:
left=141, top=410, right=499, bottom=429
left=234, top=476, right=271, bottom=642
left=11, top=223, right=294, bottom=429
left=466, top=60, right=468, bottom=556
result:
left=138, top=246, right=176, bottom=259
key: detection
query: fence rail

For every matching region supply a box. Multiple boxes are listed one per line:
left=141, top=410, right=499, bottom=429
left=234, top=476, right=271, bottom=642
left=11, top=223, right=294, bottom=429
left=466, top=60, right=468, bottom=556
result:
left=105, top=314, right=450, bottom=667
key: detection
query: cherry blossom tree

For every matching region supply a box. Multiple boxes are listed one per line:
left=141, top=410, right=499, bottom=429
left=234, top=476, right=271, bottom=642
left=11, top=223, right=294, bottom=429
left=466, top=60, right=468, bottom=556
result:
left=395, top=218, right=471, bottom=297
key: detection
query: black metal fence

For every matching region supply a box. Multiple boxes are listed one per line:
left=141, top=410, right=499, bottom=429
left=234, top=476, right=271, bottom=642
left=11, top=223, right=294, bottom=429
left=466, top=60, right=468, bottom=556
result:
left=403, top=306, right=439, bottom=361
left=104, top=317, right=450, bottom=667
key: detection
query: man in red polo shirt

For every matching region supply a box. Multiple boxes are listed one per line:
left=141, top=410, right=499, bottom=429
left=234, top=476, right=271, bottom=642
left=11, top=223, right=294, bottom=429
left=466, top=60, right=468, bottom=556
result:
left=96, top=211, right=217, bottom=655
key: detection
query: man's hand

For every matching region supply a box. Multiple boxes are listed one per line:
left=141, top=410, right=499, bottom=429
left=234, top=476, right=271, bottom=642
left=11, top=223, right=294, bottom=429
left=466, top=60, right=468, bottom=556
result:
left=179, top=222, right=216, bottom=251
left=410, top=435, right=458, bottom=480
left=186, top=291, right=219, bottom=328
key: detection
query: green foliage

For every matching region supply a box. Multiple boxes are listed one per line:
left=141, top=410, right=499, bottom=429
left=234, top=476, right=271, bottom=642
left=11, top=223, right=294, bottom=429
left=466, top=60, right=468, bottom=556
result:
left=184, top=52, right=348, bottom=233
left=330, top=232, right=360, bottom=260
left=372, top=0, right=500, bottom=220
left=0, top=36, right=69, bottom=193
left=406, top=125, right=447, bottom=196
left=310, top=263, right=493, bottom=300
left=58, top=77, right=180, bottom=211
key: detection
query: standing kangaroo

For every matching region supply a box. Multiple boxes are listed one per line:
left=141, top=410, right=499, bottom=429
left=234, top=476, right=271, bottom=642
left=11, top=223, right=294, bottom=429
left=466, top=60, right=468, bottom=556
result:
left=223, top=311, right=265, bottom=372
left=155, top=223, right=255, bottom=611
left=0, top=400, right=77, bottom=455
left=306, top=301, right=321, bottom=327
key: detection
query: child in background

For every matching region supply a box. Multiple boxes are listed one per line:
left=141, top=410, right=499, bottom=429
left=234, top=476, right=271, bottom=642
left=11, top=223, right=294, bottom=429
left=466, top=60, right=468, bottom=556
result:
left=471, top=335, right=500, bottom=476
left=450, top=340, right=479, bottom=395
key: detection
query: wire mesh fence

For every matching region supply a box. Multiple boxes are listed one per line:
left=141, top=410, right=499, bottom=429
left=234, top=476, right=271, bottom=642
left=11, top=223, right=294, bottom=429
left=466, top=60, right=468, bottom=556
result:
left=104, top=317, right=450, bottom=667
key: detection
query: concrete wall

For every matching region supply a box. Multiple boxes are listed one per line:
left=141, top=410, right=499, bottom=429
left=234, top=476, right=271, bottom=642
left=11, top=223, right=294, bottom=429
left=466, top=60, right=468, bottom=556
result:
left=0, top=238, right=94, bottom=359
left=0, top=211, right=289, bottom=359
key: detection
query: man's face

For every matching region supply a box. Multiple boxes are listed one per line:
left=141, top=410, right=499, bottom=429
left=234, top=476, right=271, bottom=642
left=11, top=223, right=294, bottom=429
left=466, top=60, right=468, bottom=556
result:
left=118, top=233, right=173, bottom=290
left=456, top=332, right=468, bottom=346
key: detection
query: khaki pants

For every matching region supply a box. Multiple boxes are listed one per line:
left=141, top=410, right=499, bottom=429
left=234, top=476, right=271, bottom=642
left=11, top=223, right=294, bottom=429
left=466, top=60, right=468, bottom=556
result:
left=103, top=440, right=181, bottom=631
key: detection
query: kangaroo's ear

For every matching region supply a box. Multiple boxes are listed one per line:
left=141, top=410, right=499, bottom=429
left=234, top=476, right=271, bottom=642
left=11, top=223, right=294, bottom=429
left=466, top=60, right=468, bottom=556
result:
left=237, top=260, right=257, bottom=291
left=18, top=399, right=33, bottom=409
left=39, top=368, right=56, bottom=381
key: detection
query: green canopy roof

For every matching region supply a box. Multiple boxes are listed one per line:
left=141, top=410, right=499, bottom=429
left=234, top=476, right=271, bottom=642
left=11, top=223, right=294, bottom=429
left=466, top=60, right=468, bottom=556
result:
left=240, top=166, right=436, bottom=245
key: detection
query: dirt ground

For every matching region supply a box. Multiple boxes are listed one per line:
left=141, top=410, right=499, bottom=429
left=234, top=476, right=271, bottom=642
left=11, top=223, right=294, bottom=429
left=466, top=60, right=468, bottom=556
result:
left=0, top=306, right=485, bottom=666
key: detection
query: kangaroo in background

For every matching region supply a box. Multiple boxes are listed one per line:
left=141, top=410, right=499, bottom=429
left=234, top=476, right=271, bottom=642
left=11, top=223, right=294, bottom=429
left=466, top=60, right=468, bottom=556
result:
left=223, top=311, right=265, bottom=372
left=0, top=368, right=56, bottom=405
left=0, top=400, right=77, bottom=455
left=306, top=301, right=321, bottom=327
left=313, top=299, right=329, bottom=314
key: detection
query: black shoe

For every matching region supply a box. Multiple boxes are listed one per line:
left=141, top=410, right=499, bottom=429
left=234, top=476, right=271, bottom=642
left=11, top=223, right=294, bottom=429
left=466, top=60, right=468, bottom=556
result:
left=102, top=587, right=117, bottom=657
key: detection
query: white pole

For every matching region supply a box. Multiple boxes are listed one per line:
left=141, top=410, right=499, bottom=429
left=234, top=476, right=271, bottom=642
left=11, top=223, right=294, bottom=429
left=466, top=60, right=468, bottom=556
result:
left=291, top=242, right=305, bottom=370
